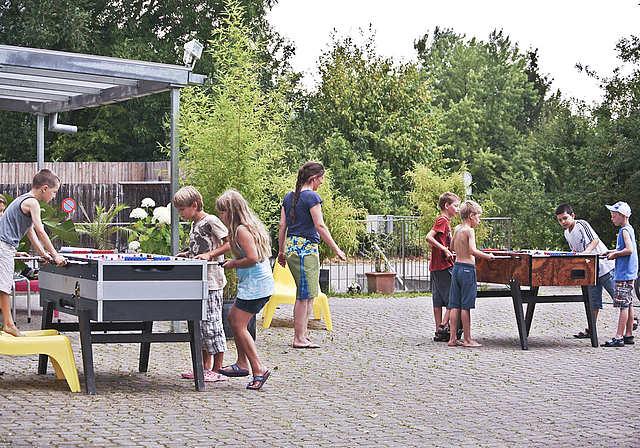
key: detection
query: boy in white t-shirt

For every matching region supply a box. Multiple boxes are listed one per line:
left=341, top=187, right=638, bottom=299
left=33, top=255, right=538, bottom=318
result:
left=555, top=204, right=616, bottom=339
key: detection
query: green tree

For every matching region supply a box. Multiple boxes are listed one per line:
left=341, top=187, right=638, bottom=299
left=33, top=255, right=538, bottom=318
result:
left=481, top=173, right=560, bottom=250
left=576, top=35, right=640, bottom=246
left=0, top=0, right=93, bottom=52
left=416, top=28, right=545, bottom=192
left=524, top=94, right=594, bottom=198
left=178, top=1, right=291, bottom=221
left=405, top=164, right=467, bottom=235
left=298, top=29, right=442, bottom=213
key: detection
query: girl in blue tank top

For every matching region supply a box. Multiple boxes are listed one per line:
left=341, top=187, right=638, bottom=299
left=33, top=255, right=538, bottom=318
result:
left=215, top=190, right=274, bottom=390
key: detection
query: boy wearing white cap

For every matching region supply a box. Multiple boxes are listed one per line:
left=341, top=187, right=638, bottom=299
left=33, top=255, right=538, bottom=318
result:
left=602, top=201, right=637, bottom=347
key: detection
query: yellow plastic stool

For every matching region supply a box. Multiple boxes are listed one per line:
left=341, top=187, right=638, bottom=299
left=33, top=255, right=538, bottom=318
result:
left=0, top=329, right=81, bottom=392
left=262, top=262, right=333, bottom=331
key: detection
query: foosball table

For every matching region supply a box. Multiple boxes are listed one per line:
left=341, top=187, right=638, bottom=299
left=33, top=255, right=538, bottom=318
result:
left=475, top=250, right=599, bottom=349
left=38, top=249, right=209, bottom=394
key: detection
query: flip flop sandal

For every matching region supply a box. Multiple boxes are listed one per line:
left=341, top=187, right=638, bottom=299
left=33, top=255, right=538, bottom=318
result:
left=247, top=370, right=271, bottom=390
left=218, top=364, right=250, bottom=377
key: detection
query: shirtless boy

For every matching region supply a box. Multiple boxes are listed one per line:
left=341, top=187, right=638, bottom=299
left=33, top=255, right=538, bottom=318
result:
left=448, top=200, right=494, bottom=347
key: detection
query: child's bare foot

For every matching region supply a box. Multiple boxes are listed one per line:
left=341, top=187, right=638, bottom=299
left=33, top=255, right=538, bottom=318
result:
left=448, top=339, right=463, bottom=346
left=3, top=324, right=25, bottom=337
left=463, top=339, right=482, bottom=347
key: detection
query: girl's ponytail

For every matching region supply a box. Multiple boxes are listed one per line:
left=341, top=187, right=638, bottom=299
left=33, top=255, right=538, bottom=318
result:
left=290, top=161, right=325, bottom=223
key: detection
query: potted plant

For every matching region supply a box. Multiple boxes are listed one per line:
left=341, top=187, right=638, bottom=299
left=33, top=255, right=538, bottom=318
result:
left=75, top=203, right=132, bottom=250
left=364, top=222, right=397, bottom=294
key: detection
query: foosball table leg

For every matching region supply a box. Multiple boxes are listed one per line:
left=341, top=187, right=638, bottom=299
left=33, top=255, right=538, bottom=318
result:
left=188, top=320, right=205, bottom=391
left=138, top=321, right=153, bottom=372
left=509, top=278, right=529, bottom=350
left=582, top=285, right=599, bottom=347
left=524, top=287, right=539, bottom=337
left=38, top=300, right=55, bottom=374
left=78, top=309, right=96, bottom=395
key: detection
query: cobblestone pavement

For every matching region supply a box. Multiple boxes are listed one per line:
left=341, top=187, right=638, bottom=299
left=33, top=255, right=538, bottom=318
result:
left=0, top=287, right=639, bottom=447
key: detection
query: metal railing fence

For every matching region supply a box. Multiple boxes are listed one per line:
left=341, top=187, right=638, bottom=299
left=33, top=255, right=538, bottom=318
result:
left=320, top=216, right=512, bottom=294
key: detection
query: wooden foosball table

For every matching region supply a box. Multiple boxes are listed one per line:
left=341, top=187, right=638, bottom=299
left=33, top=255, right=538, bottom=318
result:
left=475, top=250, right=599, bottom=349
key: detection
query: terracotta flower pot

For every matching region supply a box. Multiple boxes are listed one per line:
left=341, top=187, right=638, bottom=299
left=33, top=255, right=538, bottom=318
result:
left=364, top=272, right=396, bottom=294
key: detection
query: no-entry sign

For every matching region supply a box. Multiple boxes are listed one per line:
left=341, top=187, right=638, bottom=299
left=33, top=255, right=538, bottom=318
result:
left=61, top=198, right=76, bottom=213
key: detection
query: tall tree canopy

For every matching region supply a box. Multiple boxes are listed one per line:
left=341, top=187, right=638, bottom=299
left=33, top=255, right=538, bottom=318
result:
left=574, top=35, right=640, bottom=246
left=178, top=1, right=291, bottom=221
left=293, top=30, right=442, bottom=213
left=416, top=28, right=549, bottom=192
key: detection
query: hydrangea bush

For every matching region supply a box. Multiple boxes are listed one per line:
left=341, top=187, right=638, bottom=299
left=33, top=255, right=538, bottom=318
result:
left=128, top=198, right=181, bottom=255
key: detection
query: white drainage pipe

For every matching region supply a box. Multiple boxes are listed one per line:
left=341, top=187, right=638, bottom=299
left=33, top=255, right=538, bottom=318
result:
left=48, top=113, right=77, bottom=134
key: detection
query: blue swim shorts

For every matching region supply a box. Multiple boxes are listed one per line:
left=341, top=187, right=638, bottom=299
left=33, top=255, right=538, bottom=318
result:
left=448, top=262, right=477, bottom=310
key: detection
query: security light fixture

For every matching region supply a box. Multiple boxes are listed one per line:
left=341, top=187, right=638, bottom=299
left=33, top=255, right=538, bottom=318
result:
left=183, top=40, right=203, bottom=70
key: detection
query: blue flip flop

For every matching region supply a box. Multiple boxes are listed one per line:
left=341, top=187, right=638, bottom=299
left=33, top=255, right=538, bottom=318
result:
left=218, top=364, right=250, bottom=377
left=247, top=370, right=270, bottom=390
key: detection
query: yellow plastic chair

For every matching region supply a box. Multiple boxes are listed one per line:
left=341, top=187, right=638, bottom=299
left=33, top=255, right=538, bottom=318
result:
left=262, top=262, right=332, bottom=330
left=0, top=329, right=81, bottom=392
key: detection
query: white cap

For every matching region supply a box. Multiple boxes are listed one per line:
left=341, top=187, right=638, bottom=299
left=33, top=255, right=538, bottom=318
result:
left=605, top=201, right=632, bottom=217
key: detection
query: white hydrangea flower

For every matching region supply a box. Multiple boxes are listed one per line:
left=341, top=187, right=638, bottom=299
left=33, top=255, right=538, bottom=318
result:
left=130, top=208, right=148, bottom=220
left=128, top=241, right=141, bottom=251
left=141, top=197, right=156, bottom=208
left=152, top=206, right=171, bottom=225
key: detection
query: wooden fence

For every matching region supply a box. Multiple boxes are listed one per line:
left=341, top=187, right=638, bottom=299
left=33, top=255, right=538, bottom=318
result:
left=0, top=162, right=170, bottom=185
left=0, top=162, right=173, bottom=250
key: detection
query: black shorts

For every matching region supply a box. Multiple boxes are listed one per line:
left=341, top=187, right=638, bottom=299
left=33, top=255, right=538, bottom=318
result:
left=431, top=267, right=452, bottom=308
left=234, top=296, right=270, bottom=315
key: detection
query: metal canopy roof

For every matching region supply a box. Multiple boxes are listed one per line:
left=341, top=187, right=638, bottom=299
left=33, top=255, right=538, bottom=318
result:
left=0, top=44, right=206, bottom=114
left=0, top=44, right=206, bottom=255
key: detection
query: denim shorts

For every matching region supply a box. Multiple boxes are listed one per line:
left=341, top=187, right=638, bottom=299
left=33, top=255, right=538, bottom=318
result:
left=448, top=262, right=477, bottom=310
left=591, top=269, right=615, bottom=310
left=234, top=295, right=270, bottom=315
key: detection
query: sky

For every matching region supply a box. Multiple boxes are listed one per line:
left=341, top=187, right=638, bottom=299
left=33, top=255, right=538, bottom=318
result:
left=267, top=0, right=640, bottom=104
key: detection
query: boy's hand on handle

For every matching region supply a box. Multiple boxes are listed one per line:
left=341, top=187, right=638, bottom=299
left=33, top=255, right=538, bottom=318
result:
left=444, top=248, right=454, bottom=261
left=52, top=254, right=67, bottom=266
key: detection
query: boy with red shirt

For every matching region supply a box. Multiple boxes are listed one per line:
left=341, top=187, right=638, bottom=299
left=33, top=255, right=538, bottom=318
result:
left=426, top=192, right=460, bottom=341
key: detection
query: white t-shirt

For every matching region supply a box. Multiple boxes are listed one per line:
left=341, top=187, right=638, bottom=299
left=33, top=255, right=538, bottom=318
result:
left=564, top=219, right=614, bottom=276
